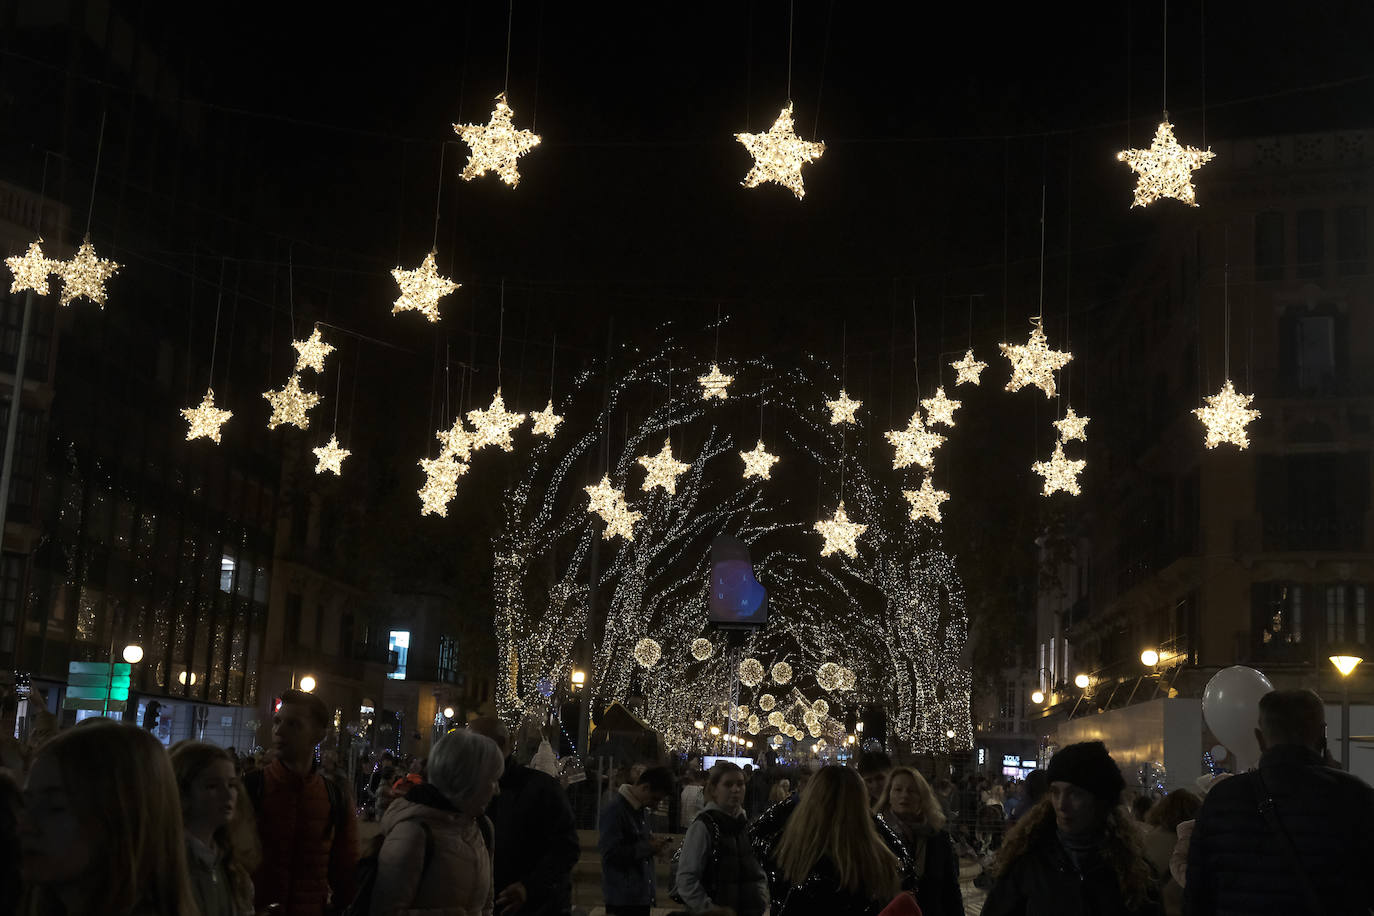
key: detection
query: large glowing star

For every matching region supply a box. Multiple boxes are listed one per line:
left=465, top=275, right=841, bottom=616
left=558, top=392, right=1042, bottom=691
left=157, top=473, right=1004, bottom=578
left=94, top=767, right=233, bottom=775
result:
left=292, top=326, right=335, bottom=374
left=1000, top=317, right=1072, bottom=398
left=1032, top=441, right=1086, bottom=496
left=584, top=475, right=640, bottom=541
left=698, top=363, right=733, bottom=400
left=814, top=502, right=866, bottom=558
left=885, top=411, right=945, bottom=470
left=1053, top=407, right=1090, bottom=444
left=263, top=374, right=321, bottom=430
left=453, top=92, right=542, bottom=188
left=904, top=476, right=950, bottom=523
left=920, top=387, right=961, bottom=428
left=55, top=236, right=120, bottom=307
left=180, top=388, right=232, bottom=443
left=466, top=389, right=526, bottom=452
left=951, top=349, right=988, bottom=386
left=530, top=400, right=563, bottom=438
left=735, top=102, right=825, bottom=199
left=637, top=438, right=691, bottom=494
left=391, top=251, right=460, bottom=323
left=418, top=453, right=468, bottom=516
left=739, top=440, right=780, bottom=480
left=436, top=418, right=475, bottom=462
left=1194, top=379, right=1260, bottom=449
left=1117, top=119, right=1215, bottom=208
left=312, top=435, right=351, bottom=475
left=825, top=389, right=862, bottom=425
left=4, top=238, right=53, bottom=295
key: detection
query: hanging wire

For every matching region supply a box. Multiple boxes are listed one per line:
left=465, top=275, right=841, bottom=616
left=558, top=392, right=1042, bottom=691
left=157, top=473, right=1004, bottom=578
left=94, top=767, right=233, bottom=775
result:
left=911, top=300, right=921, bottom=400
left=530, top=0, right=545, bottom=130
left=547, top=330, right=557, bottom=401
left=332, top=350, right=344, bottom=434
left=1161, top=0, right=1169, bottom=114
left=497, top=280, right=507, bottom=390
left=713, top=303, right=722, bottom=362
left=1200, top=0, right=1207, bottom=145
left=811, top=0, right=835, bottom=138
left=1223, top=227, right=1231, bottom=380
left=786, top=0, right=795, bottom=101
left=287, top=244, right=296, bottom=338
left=431, top=143, right=448, bottom=252
left=207, top=257, right=226, bottom=387
left=504, top=0, right=516, bottom=96
left=84, top=109, right=107, bottom=239
left=1036, top=180, right=1047, bottom=320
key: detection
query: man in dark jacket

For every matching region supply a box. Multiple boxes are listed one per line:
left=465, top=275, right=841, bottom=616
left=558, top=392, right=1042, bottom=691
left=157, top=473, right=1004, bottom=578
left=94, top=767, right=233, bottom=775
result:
left=598, top=765, right=674, bottom=916
left=468, top=717, right=580, bottom=916
left=1185, top=687, right=1374, bottom=915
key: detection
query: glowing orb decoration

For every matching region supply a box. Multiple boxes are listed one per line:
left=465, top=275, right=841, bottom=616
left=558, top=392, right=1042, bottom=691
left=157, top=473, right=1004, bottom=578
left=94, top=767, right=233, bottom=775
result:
left=951, top=349, right=988, bottom=386
left=312, top=434, right=351, bottom=476
left=55, top=236, right=120, bottom=307
left=813, top=700, right=830, bottom=717
left=638, top=438, right=691, bottom=494
left=1032, top=441, right=1086, bottom=497
left=814, top=501, right=866, bottom=558
left=836, top=667, right=857, bottom=691
left=1000, top=317, right=1072, bottom=398
left=5, top=238, right=53, bottom=295
left=391, top=251, right=460, bottom=323
left=418, top=452, right=468, bottom=516
left=815, top=737, right=828, bottom=749
left=903, top=475, right=951, bottom=523
left=181, top=388, right=233, bottom=444
left=825, top=389, right=862, bottom=425
left=736, top=705, right=750, bottom=720
left=803, top=709, right=820, bottom=729
left=739, top=657, right=765, bottom=687
left=1194, top=379, right=1261, bottom=449
left=698, top=363, right=733, bottom=400
left=739, top=439, right=780, bottom=480
left=264, top=373, right=321, bottom=430
left=453, top=92, right=542, bottom=188
left=920, top=386, right=961, bottom=428
left=1053, top=406, right=1090, bottom=443
left=759, top=693, right=777, bottom=711
left=467, top=388, right=527, bottom=452
left=747, top=714, right=761, bottom=734
left=530, top=399, right=563, bottom=438
left=691, top=637, right=714, bottom=661
left=767, top=710, right=785, bottom=727
left=816, top=662, right=841, bottom=692
left=1117, top=118, right=1215, bottom=208
left=291, top=326, right=335, bottom=374
left=771, top=661, right=793, bottom=684
left=633, top=637, right=662, bottom=668
left=735, top=102, right=826, bottom=200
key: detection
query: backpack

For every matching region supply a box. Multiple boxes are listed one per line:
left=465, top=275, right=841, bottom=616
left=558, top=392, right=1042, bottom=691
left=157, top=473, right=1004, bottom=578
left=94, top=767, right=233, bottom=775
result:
left=341, top=820, right=434, bottom=916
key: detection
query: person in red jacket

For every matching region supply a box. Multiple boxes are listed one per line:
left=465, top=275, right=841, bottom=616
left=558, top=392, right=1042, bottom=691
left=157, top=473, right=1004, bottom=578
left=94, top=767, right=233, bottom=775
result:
left=248, top=688, right=359, bottom=915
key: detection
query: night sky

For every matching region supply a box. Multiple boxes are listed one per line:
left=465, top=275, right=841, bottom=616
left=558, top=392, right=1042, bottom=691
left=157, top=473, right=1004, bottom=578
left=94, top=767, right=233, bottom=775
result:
left=5, top=1, right=1374, bottom=672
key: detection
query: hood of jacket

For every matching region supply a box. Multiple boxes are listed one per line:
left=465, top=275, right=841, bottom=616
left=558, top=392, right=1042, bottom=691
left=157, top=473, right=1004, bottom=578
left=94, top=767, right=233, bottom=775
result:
left=380, top=782, right=463, bottom=834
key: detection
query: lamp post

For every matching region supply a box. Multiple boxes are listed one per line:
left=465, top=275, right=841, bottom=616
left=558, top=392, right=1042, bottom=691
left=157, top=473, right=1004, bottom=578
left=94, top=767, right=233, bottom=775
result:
left=1330, top=653, right=1363, bottom=771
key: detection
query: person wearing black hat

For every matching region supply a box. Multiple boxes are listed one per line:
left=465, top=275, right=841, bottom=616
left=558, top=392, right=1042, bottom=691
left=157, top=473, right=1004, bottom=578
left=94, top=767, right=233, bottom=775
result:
left=981, top=741, right=1161, bottom=916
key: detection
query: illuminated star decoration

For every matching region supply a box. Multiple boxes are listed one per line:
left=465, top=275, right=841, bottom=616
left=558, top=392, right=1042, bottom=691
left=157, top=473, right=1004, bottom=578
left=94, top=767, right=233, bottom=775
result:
left=292, top=327, right=335, bottom=374
left=825, top=389, right=862, bottom=425
left=920, top=387, right=962, bottom=428
left=951, top=349, right=988, bottom=386
left=584, top=475, right=641, bottom=541
left=436, top=418, right=476, bottom=462
left=418, top=453, right=468, bottom=517
left=637, top=438, right=691, bottom=494
left=904, top=475, right=951, bottom=523
left=1001, top=317, right=1072, bottom=397
left=884, top=411, right=945, bottom=470
left=530, top=400, right=564, bottom=438
left=1194, top=379, right=1261, bottom=449
left=5, top=239, right=54, bottom=295
left=1032, top=441, right=1086, bottom=496
left=454, top=92, right=542, bottom=188
left=180, top=388, right=233, bottom=443
left=466, top=389, right=527, bottom=452
left=735, top=102, right=826, bottom=200
left=1117, top=118, right=1216, bottom=208
left=55, top=236, right=120, bottom=307
left=739, top=439, right=780, bottom=480
left=1053, top=407, right=1090, bottom=444
left=391, top=251, right=460, bottom=323
left=312, top=435, right=351, bottom=476
left=263, top=374, right=321, bottom=430
left=698, top=363, right=733, bottom=400
left=814, top=501, right=866, bottom=558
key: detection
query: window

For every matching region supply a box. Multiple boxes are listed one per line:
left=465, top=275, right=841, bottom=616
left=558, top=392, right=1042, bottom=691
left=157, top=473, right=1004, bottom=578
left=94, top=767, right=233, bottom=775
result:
left=1328, top=586, right=1347, bottom=643
left=438, top=635, right=457, bottom=683
left=1325, top=585, right=1369, bottom=648
left=1337, top=206, right=1367, bottom=276
left=1296, top=209, right=1324, bottom=279
left=1253, top=584, right=1305, bottom=661
left=387, top=630, right=410, bottom=680
left=1255, top=211, right=1285, bottom=282
left=1296, top=316, right=1335, bottom=393
left=219, top=555, right=236, bottom=593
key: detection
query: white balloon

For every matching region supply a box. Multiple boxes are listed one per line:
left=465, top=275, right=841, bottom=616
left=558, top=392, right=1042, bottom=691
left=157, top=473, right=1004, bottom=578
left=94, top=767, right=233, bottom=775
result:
left=1202, top=666, right=1273, bottom=770
left=1210, top=744, right=1228, bottom=760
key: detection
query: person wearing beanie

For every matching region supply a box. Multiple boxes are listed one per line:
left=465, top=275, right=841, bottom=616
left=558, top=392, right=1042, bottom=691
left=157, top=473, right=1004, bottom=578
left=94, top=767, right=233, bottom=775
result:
left=981, top=741, right=1161, bottom=916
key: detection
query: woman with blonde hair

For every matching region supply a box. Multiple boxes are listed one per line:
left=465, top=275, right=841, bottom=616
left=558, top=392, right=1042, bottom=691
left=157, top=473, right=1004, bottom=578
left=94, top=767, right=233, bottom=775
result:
left=767, top=778, right=791, bottom=805
left=170, top=741, right=261, bottom=916
left=751, top=765, right=901, bottom=915
left=18, top=721, right=198, bottom=916
left=876, top=767, right=964, bottom=916
left=983, top=742, right=1161, bottom=916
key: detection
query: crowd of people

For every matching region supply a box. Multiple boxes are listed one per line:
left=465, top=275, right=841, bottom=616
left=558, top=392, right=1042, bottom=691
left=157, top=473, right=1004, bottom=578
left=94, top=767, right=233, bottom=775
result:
left=2, top=684, right=1372, bottom=915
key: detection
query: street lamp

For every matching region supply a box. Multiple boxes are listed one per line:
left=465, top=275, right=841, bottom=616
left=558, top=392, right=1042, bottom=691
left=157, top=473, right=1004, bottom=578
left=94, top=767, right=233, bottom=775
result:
left=1074, top=673, right=1091, bottom=689
left=442, top=706, right=455, bottom=719
left=1031, top=689, right=1045, bottom=705
left=122, top=644, right=144, bottom=664
left=855, top=720, right=864, bottom=734
left=299, top=675, right=317, bottom=693
left=709, top=725, right=720, bottom=736
left=1330, top=652, right=1364, bottom=771
left=1140, top=649, right=1160, bottom=667
left=570, top=669, right=586, bottom=689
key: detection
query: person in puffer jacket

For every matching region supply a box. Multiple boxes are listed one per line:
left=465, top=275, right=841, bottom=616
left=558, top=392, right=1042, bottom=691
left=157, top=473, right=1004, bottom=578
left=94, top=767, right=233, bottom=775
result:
left=370, top=729, right=503, bottom=916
